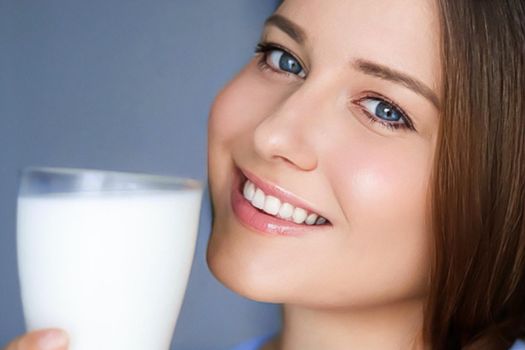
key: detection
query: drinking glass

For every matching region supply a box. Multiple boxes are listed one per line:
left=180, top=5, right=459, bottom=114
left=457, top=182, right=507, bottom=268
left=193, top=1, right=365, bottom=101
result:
left=16, top=167, right=203, bottom=350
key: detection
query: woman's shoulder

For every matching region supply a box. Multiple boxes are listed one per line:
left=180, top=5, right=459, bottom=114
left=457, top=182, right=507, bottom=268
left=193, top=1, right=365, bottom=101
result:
left=228, top=332, right=278, bottom=350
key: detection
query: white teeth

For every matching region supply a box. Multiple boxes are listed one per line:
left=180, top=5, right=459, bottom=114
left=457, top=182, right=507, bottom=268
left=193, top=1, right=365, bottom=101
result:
left=242, top=179, right=328, bottom=226
left=263, top=195, right=281, bottom=215
left=251, top=188, right=265, bottom=209
left=243, top=180, right=255, bottom=201
left=278, top=202, right=294, bottom=220
left=292, top=207, right=308, bottom=224
left=305, top=213, right=318, bottom=225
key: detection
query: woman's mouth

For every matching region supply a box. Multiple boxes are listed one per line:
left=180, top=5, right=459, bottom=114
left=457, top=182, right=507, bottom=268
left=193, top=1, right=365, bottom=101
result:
left=242, top=179, right=328, bottom=225
left=230, top=167, right=331, bottom=236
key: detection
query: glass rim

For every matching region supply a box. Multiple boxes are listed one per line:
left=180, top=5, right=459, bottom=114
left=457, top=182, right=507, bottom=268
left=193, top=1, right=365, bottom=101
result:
left=20, top=166, right=203, bottom=190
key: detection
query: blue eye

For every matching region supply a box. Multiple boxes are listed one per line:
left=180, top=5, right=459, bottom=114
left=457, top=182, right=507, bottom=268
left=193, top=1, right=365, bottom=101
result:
left=267, top=50, right=306, bottom=78
left=255, top=42, right=306, bottom=78
left=356, top=97, right=415, bottom=132
left=363, top=99, right=402, bottom=121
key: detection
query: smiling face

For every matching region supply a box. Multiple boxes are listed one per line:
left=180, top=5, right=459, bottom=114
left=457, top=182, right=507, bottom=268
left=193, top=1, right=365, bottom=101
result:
left=206, top=0, right=441, bottom=309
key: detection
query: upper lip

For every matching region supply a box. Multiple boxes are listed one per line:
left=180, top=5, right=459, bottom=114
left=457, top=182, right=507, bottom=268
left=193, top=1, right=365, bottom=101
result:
left=238, top=167, right=328, bottom=220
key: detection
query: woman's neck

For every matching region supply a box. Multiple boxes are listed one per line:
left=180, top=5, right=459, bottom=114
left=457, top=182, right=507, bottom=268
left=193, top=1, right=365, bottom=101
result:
left=263, top=298, right=428, bottom=350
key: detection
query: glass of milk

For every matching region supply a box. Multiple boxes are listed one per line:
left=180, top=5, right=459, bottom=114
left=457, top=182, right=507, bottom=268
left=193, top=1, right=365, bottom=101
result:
left=16, top=167, right=203, bottom=350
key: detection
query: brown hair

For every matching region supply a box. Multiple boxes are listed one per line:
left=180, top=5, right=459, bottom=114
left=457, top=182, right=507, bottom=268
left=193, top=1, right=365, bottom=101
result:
left=425, top=0, right=525, bottom=349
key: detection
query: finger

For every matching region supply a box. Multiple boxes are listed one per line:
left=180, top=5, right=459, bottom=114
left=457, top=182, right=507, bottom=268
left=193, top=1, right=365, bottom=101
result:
left=3, top=335, right=21, bottom=350
left=4, top=329, right=68, bottom=350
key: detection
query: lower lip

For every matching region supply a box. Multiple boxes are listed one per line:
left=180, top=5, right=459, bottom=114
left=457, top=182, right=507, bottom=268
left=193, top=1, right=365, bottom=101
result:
left=230, top=169, right=330, bottom=237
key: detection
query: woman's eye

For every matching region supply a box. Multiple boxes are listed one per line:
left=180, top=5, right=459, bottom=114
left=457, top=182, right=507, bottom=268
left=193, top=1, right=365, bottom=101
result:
left=266, top=50, right=306, bottom=78
left=255, top=43, right=306, bottom=79
left=356, top=97, right=416, bottom=132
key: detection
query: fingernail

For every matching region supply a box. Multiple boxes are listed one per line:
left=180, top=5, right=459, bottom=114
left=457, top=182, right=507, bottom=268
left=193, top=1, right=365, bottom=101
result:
left=37, top=329, right=68, bottom=350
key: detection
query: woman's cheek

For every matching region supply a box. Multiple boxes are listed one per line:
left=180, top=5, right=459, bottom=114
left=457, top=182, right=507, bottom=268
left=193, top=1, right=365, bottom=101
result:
left=326, top=143, right=432, bottom=297
left=329, top=137, right=433, bottom=250
left=208, top=77, right=249, bottom=148
left=208, top=74, right=248, bottom=213
left=208, top=68, right=255, bottom=186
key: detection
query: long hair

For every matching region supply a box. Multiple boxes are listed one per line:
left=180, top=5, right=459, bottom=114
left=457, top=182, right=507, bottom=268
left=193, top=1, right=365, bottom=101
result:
left=425, top=0, right=525, bottom=349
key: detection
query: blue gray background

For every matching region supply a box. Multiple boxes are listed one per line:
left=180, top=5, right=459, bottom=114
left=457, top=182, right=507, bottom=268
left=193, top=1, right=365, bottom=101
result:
left=0, top=1, right=282, bottom=349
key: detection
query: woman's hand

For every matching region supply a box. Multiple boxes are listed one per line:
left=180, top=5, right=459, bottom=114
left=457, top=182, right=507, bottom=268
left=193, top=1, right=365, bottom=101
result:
left=3, top=329, right=68, bottom=350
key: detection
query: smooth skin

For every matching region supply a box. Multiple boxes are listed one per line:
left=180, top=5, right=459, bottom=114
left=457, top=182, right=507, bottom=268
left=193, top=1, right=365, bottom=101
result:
left=3, top=329, right=68, bottom=350
left=4, top=0, right=441, bottom=349
left=207, top=0, right=441, bottom=349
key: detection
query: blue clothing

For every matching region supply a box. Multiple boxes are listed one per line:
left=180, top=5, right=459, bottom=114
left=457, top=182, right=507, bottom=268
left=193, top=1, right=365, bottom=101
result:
left=229, top=334, right=525, bottom=350
left=229, top=333, right=276, bottom=350
left=511, top=340, right=525, bottom=350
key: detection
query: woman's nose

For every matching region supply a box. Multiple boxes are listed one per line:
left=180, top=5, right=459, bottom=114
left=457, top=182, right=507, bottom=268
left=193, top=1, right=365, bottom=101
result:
left=253, top=86, right=326, bottom=172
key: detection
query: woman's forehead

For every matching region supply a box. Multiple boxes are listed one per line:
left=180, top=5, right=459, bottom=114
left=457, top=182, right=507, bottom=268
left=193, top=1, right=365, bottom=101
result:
left=273, top=0, right=442, bottom=94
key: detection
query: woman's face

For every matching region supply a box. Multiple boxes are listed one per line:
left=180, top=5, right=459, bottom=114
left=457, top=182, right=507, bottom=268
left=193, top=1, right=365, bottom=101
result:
left=207, top=0, right=441, bottom=309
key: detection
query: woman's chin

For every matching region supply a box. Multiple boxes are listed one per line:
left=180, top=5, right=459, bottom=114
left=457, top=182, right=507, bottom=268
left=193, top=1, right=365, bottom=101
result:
left=205, top=221, right=286, bottom=303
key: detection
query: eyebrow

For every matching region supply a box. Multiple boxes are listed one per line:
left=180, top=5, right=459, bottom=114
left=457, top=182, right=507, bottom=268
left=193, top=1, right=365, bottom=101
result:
left=264, top=14, right=306, bottom=44
left=264, top=14, right=441, bottom=110
left=353, top=59, right=441, bottom=110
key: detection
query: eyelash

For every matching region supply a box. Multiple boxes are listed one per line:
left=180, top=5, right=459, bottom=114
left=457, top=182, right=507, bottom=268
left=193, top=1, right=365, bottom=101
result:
left=253, top=41, right=416, bottom=133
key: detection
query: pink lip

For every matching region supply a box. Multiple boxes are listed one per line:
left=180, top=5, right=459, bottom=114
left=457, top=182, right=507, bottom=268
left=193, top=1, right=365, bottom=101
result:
left=230, top=167, right=331, bottom=237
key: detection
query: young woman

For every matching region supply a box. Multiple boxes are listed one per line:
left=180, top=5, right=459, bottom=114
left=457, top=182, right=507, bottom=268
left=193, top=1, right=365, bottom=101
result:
left=4, top=0, right=524, bottom=349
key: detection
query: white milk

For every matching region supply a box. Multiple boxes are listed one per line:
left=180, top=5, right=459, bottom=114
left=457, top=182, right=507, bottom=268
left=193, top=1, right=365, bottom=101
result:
left=17, top=190, right=202, bottom=350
